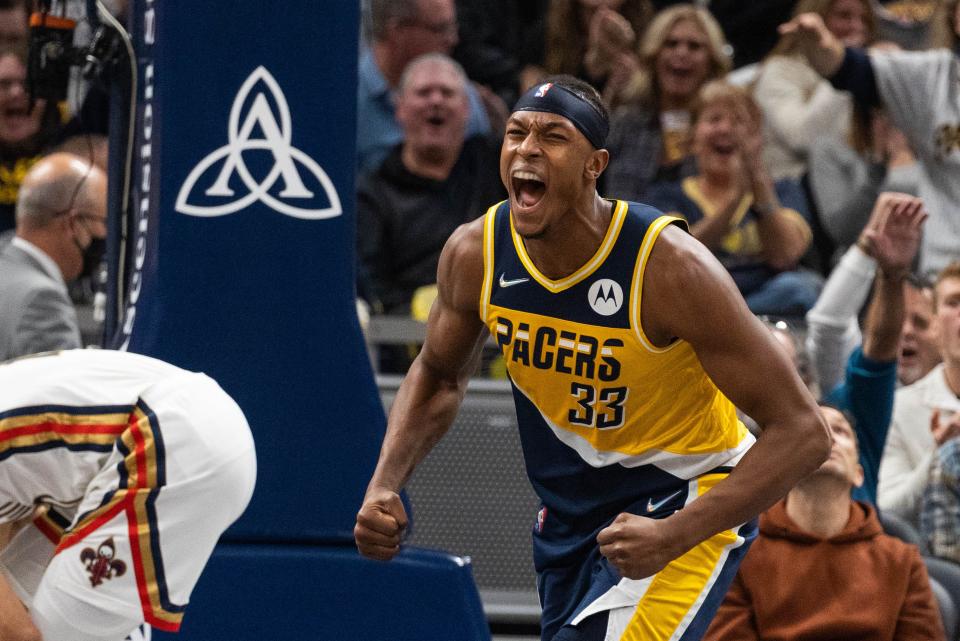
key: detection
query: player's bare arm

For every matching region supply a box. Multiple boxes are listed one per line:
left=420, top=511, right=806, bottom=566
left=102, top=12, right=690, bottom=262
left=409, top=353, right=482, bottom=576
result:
left=0, top=566, right=40, bottom=641
left=0, top=511, right=42, bottom=641
left=355, top=218, right=488, bottom=562
left=598, top=226, right=830, bottom=579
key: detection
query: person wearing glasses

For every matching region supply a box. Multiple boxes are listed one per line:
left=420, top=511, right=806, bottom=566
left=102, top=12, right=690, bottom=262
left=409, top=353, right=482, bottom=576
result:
left=357, top=0, right=500, bottom=174
left=0, top=152, right=106, bottom=361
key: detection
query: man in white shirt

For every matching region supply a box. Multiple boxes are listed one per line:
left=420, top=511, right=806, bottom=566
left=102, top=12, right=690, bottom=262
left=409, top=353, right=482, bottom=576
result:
left=0, top=152, right=107, bottom=360
left=879, top=261, right=960, bottom=526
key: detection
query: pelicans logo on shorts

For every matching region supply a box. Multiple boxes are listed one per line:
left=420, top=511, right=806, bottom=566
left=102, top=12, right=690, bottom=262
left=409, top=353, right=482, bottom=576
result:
left=80, top=537, right=127, bottom=587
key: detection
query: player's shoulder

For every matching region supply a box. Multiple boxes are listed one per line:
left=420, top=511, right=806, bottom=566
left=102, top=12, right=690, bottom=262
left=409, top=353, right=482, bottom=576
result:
left=645, top=221, right=729, bottom=296
left=443, top=214, right=486, bottom=266
left=436, top=213, right=487, bottom=312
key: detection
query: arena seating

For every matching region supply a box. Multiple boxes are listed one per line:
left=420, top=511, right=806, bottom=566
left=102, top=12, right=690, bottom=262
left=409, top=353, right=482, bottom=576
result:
left=926, top=557, right=960, bottom=641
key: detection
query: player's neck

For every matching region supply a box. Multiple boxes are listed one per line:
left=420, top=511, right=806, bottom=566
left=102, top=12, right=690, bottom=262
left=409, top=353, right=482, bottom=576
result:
left=784, top=479, right=853, bottom=539
left=523, top=194, right=612, bottom=279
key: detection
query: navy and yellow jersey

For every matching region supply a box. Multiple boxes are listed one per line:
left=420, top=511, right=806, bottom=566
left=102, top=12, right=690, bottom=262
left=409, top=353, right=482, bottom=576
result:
left=479, top=199, right=754, bottom=538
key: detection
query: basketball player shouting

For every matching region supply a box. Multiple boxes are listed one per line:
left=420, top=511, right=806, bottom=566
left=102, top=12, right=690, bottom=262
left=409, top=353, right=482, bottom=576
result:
left=355, top=76, right=829, bottom=641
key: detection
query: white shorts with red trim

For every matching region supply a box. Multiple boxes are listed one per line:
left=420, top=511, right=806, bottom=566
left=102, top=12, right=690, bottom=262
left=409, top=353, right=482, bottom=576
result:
left=0, top=372, right=256, bottom=640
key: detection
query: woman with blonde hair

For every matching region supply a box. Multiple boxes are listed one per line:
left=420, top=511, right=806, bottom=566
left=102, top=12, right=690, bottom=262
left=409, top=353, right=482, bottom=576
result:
left=646, top=81, right=822, bottom=316
left=752, top=0, right=877, bottom=180
left=603, top=4, right=731, bottom=202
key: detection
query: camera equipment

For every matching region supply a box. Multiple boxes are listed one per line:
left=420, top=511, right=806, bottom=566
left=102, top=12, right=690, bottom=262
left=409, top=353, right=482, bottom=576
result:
left=27, top=0, right=125, bottom=104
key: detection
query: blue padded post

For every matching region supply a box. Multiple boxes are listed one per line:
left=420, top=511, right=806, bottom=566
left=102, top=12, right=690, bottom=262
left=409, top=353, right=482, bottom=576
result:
left=151, top=545, right=492, bottom=641
left=117, top=0, right=385, bottom=542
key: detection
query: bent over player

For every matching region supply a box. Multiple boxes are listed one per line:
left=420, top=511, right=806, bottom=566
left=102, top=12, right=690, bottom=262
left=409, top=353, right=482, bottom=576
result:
left=355, top=76, right=830, bottom=641
left=0, top=349, right=257, bottom=641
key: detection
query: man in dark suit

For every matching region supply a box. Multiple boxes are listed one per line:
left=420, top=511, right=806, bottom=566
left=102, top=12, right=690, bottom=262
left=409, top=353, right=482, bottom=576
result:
left=0, top=152, right=107, bottom=360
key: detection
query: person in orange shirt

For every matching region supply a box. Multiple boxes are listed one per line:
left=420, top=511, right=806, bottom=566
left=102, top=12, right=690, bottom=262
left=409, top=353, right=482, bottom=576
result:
left=706, top=405, right=945, bottom=641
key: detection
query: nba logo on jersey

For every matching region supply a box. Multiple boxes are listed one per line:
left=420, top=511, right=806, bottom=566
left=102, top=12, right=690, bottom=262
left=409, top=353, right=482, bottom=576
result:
left=535, top=83, right=553, bottom=98
left=588, top=279, right=623, bottom=316
left=536, top=506, right=547, bottom=532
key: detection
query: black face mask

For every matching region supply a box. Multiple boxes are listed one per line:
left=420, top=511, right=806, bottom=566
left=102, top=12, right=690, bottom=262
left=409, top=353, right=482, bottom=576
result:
left=80, top=236, right=106, bottom=280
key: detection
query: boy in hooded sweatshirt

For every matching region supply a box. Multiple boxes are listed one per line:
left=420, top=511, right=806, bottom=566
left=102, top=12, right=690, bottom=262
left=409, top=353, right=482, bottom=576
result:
left=705, top=405, right=944, bottom=641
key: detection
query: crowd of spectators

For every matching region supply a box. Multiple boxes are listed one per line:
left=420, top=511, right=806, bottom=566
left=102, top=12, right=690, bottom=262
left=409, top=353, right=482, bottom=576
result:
left=353, top=0, right=960, bottom=637
left=3, top=0, right=960, bottom=637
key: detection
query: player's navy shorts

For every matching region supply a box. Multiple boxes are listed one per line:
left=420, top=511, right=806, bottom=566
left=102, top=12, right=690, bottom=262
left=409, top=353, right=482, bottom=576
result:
left=535, top=471, right=757, bottom=641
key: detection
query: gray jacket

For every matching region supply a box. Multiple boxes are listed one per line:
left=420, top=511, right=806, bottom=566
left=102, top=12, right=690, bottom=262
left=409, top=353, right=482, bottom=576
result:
left=0, top=242, right=81, bottom=361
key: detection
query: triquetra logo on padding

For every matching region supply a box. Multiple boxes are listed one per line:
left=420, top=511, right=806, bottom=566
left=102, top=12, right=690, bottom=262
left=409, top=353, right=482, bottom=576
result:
left=175, top=66, right=342, bottom=220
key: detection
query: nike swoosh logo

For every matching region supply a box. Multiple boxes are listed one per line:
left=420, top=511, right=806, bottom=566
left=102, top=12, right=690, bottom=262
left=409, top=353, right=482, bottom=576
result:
left=499, top=273, right=529, bottom=288
left=646, top=489, right=683, bottom=513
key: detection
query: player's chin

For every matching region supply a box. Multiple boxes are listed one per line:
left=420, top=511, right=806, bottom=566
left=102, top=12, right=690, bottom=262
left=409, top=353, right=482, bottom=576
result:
left=511, top=207, right=548, bottom=239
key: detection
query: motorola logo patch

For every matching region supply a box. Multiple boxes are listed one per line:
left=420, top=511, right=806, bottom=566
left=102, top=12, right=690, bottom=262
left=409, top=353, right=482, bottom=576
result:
left=588, top=279, right=623, bottom=316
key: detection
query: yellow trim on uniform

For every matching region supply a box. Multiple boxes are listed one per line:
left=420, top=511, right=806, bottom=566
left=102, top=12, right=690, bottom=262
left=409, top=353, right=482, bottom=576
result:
left=0, top=410, right=129, bottom=455
left=621, top=473, right=741, bottom=640
left=629, top=215, right=686, bottom=354
left=510, top=199, right=628, bottom=293
left=479, top=201, right=502, bottom=323
left=55, top=406, right=184, bottom=630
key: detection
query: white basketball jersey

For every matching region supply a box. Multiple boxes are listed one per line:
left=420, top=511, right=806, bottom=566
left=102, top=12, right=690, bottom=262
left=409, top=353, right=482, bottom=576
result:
left=0, top=350, right=196, bottom=525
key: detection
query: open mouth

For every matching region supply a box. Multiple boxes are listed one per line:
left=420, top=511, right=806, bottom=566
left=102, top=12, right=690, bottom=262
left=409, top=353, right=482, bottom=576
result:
left=426, top=114, right=446, bottom=126
left=900, top=346, right=917, bottom=362
left=710, top=141, right=736, bottom=156
left=2, top=104, right=32, bottom=126
left=665, top=65, right=693, bottom=81
left=511, top=170, right=546, bottom=210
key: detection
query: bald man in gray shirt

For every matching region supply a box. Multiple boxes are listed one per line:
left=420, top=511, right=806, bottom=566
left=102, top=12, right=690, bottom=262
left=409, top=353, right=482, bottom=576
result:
left=0, top=152, right=107, bottom=360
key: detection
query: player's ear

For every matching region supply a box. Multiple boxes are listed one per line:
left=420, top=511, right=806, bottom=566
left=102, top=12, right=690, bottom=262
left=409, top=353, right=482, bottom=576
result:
left=585, top=148, right=609, bottom=181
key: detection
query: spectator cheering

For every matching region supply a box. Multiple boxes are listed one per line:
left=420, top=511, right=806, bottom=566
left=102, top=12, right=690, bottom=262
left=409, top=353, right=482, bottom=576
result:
left=356, top=0, right=494, bottom=174
left=879, top=262, right=960, bottom=527
left=356, top=54, right=504, bottom=316
left=646, top=81, right=820, bottom=316
left=781, top=7, right=960, bottom=274
left=0, top=49, right=64, bottom=234
left=753, top=0, right=876, bottom=181
left=603, top=4, right=731, bottom=202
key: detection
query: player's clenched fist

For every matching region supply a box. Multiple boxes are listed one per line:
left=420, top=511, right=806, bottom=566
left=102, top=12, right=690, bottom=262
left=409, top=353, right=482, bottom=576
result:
left=597, top=512, right=681, bottom=580
left=355, top=487, right=409, bottom=561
